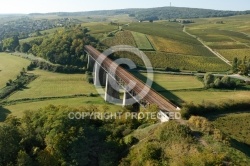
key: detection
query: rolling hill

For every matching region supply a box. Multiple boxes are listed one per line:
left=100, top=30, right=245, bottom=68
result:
left=29, top=7, right=250, bottom=20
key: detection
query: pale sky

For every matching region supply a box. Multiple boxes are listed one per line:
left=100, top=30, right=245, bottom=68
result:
left=0, top=0, right=249, bottom=14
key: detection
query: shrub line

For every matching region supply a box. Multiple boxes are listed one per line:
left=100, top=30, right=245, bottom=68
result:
left=0, top=93, right=99, bottom=106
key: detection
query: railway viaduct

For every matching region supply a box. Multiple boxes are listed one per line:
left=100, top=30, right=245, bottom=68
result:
left=84, top=45, right=180, bottom=113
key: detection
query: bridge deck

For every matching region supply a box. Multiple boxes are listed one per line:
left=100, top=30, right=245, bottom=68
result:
left=85, top=45, right=178, bottom=112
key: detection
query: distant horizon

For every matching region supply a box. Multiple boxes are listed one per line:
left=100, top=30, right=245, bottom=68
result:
left=0, top=0, right=250, bottom=14
left=0, top=6, right=249, bottom=15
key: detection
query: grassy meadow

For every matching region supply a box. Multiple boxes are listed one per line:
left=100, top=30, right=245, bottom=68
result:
left=20, top=27, right=64, bottom=43
left=133, top=73, right=250, bottom=105
left=162, top=90, right=250, bottom=105
left=0, top=53, right=30, bottom=89
left=0, top=68, right=122, bottom=121
left=212, top=112, right=250, bottom=146
left=83, top=22, right=118, bottom=34
left=139, top=73, right=204, bottom=91
left=131, top=31, right=154, bottom=50
left=7, top=69, right=97, bottom=100
left=1, top=97, right=122, bottom=119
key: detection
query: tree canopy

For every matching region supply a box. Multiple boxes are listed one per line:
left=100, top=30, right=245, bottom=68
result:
left=2, top=36, right=19, bottom=51
left=23, top=25, right=97, bottom=67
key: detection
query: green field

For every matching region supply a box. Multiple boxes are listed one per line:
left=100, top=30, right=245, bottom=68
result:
left=185, top=15, right=250, bottom=64
left=124, top=22, right=201, bottom=45
left=79, top=19, right=239, bottom=72
left=131, top=31, right=154, bottom=50
left=187, top=26, right=250, bottom=43
left=2, top=15, right=250, bottom=122
left=216, top=49, right=250, bottom=62
left=20, top=27, right=64, bottom=43
left=212, top=112, right=250, bottom=146
left=193, top=14, right=250, bottom=34
left=206, top=42, right=249, bottom=49
left=148, top=35, right=214, bottom=56
left=102, top=30, right=137, bottom=47
left=140, top=73, right=204, bottom=91
left=1, top=97, right=122, bottom=119
left=0, top=53, right=30, bottom=89
left=116, top=51, right=230, bottom=71
left=162, top=90, right=250, bottom=105
left=83, top=22, right=118, bottom=34
left=8, top=69, right=97, bottom=100
left=1, top=68, right=123, bottom=121
left=134, top=73, right=250, bottom=105
left=144, top=52, right=230, bottom=72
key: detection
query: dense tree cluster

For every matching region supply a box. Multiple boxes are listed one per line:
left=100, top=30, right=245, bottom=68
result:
left=181, top=100, right=250, bottom=119
left=19, top=25, right=96, bottom=67
left=232, top=56, right=250, bottom=76
left=0, top=17, right=81, bottom=41
left=0, top=25, right=98, bottom=69
left=203, top=73, right=236, bottom=89
left=0, top=105, right=141, bottom=166
left=0, top=68, right=36, bottom=99
left=28, top=60, right=85, bottom=74
left=1, top=36, right=19, bottom=52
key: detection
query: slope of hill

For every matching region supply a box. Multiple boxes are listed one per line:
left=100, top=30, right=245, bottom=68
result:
left=34, top=7, right=250, bottom=20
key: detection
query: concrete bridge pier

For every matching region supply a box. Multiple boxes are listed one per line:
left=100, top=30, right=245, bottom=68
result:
left=93, top=62, right=107, bottom=87
left=122, top=90, right=130, bottom=106
left=87, top=54, right=95, bottom=71
left=93, top=62, right=101, bottom=86
left=122, top=88, right=140, bottom=112
left=104, top=73, right=120, bottom=103
left=99, top=66, right=107, bottom=86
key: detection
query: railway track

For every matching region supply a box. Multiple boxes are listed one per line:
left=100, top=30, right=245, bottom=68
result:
left=85, top=45, right=179, bottom=112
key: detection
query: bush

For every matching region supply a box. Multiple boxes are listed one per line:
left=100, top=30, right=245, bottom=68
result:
left=214, top=78, right=222, bottom=88
left=30, top=60, right=85, bottom=74
left=204, top=73, right=214, bottom=88
left=86, top=76, right=93, bottom=84
left=165, top=67, right=180, bottom=72
left=188, top=116, right=213, bottom=134
left=0, top=74, right=36, bottom=99
left=203, top=74, right=237, bottom=89
left=181, top=100, right=250, bottom=118
left=188, top=116, right=230, bottom=144
left=124, top=136, right=138, bottom=145
left=142, top=143, right=162, bottom=161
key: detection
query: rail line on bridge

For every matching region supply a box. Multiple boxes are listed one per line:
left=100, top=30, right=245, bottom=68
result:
left=85, top=45, right=179, bottom=112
